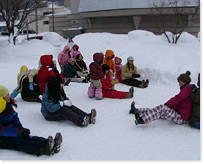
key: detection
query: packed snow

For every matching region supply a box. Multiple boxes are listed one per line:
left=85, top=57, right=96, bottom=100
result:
left=0, top=30, right=200, bottom=160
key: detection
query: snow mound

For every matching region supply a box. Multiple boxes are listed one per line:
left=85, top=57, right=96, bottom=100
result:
left=128, top=30, right=156, bottom=40
left=42, top=32, right=63, bottom=47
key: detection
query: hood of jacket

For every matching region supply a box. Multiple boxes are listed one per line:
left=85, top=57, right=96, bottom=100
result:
left=40, top=55, right=53, bottom=67
left=93, top=53, right=104, bottom=64
left=114, top=57, right=122, bottom=65
left=63, top=45, right=70, bottom=53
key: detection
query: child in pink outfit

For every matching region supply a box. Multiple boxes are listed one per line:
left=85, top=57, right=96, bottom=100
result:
left=71, top=44, right=81, bottom=59
left=114, top=57, right=122, bottom=82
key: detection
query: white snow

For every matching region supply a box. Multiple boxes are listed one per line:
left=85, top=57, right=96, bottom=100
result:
left=0, top=30, right=200, bottom=160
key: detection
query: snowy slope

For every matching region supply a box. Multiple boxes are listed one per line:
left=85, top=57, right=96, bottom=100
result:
left=0, top=31, right=200, bottom=160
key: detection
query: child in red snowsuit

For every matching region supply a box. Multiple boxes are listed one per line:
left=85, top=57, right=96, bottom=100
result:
left=37, top=55, right=55, bottom=94
left=100, top=64, right=134, bottom=99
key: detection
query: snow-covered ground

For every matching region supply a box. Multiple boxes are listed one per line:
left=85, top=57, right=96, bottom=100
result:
left=0, top=30, right=200, bottom=160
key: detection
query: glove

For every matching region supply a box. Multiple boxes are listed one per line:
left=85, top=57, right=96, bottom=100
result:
left=59, top=100, right=72, bottom=107
left=111, top=79, right=119, bottom=85
left=20, top=128, right=30, bottom=138
left=29, top=83, right=34, bottom=91
left=10, top=89, right=19, bottom=98
left=132, top=74, right=140, bottom=78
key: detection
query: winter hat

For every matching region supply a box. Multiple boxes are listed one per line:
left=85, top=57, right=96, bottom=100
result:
left=0, top=97, right=6, bottom=113
left=73, top=44, right=79, bottom=50
left=102, top=64, right=110, bottom=74
left=17, top=65, right=28, bottom=78
left=127, top=56, right=134, bottom=61
left=0, top=85, right=9, bottom=98
left=68, top=58, right=75, bottom=63
left=177, top=71, right=191, bottom=84
left=105, top=50, right=114, bottom=58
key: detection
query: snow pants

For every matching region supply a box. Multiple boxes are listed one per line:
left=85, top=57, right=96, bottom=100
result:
left=121, top=79, right=142, bottom=88
left=137, top=104, right=188, bottom=125
left=0, top=136, right=47, bottom=156
left=102, top=90, right=128, bottom=99
left=45, top=105, right=89, bottom=126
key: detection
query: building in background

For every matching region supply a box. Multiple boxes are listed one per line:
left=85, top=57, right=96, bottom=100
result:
left=50, top=0, right=199, bottom=38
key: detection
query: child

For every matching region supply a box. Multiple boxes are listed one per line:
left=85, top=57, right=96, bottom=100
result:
left=75, top=54, right=89, bottom=78
left=100, top=64, right=134, bottom=99
left=71, top=44, right=81, bottom=59
left=10, top=65, right=41, bottom=102
left=88, top=52, right=104, bottom=100
left=64, top=58, right=88, bottom=83
left=67, top=38, right=74, bottom=51
left=58, top=45, right=70, bottom=74
left=121, top=56, right=149, bottom=88
left=104, top=50, right=115, bottom=79
left=37, top=55, right=55, bottom=94
left=0, top=85, right=62, bottom=156
left=189, top=73, right=200, bottom=129
left=129, top=71, right=195, bottom=125
left=114, top=56, right=122, bottom=83
left=41, top=76, right=96, bottom=127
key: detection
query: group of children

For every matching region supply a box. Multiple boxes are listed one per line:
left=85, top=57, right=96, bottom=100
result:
left=0, top=38, right=200, bottom=157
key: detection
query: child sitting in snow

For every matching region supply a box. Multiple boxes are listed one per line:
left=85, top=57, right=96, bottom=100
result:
left=129, top=71, right=195, bottom=125
left=114, top=56, right=122, bottom=83
left=41, top=76, right=96, bottom=127
left=189, top=73, right=200, bottom=129
left=58, top=45, right=71, bottom=74
left=0, top=85, right=62, bottom=156
left=100, top=64, right=134, bottom=99
left=71, top=44, right=81, bottom=59
left=64, top=58, right=89, bottom=83
left=104, top=50, right=116, bottom=80
left=10, top=65, right=41, bottom=102
left=88, top=52, right=104, bottom=100
left=75, top=54, right=89, bottom=79
left=121, top=56, right=149, bottom=88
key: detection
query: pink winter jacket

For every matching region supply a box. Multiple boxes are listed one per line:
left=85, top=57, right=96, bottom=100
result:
left=71, top=50, right=81, bottom=59
left=164, top=84, right=195, bottom=120
left=114, top=57, right=122, bottom=82
left=58, top=45, right=70, bottom=65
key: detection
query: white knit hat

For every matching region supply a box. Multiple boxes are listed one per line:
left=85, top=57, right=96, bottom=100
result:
left=127, top=56, right=134, bottom=61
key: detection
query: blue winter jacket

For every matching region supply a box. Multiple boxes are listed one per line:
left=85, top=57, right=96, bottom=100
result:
left=0, top=104, right=23, bottom=137
left=41, top=85, right=68, bottom=117
left=64, top=63, right=78, bottom=78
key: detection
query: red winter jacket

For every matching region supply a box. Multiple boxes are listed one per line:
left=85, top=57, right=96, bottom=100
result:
left=100, top=75, right=128, bottom=99
left=164, top=84, right=195, bottom=120
left=37, top=55, right=55, bottom=94
left=89, top=53, right=104, bottom=80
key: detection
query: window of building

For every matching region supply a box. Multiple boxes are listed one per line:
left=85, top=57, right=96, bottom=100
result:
left=43, top=21, right=49, bottom=25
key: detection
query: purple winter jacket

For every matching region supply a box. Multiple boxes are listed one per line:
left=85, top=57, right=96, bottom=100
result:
left=58, top=45, right=70, bottom=66
left=164, top=84, right=195, bottom=120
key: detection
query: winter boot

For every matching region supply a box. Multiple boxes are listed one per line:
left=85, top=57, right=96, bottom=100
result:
left=135, top=113, right=144, bottom=125
left=43, top=136, right=55, bottom=156
left=81, top=116, right=89, bottom=126
left=126, top=87, right=134, bottom=98
left=95, top=88, right=103, bottom=100
left=64, top=78, right=71, bottom=86
left=145, top=79, right=149, bottom=88
left=53, top=132, right=63, bottom=154
left=89, top=109, right=97, bottom=124
left=88, top=87, right=95, bottom=98
left=129, top=101, right=137, bottom=114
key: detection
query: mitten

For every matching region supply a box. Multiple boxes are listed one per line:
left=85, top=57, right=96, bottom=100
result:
left=111, top=79, right=119, bottom=85
left=10, top=89, right=19, bottom=98
left=63, top=100, right=72, bottom=107
left=20, top=128, right=30, bottom=138
left=29, top=83, right=34, bottom=91
left=132, top=74, right=140, bottom=78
